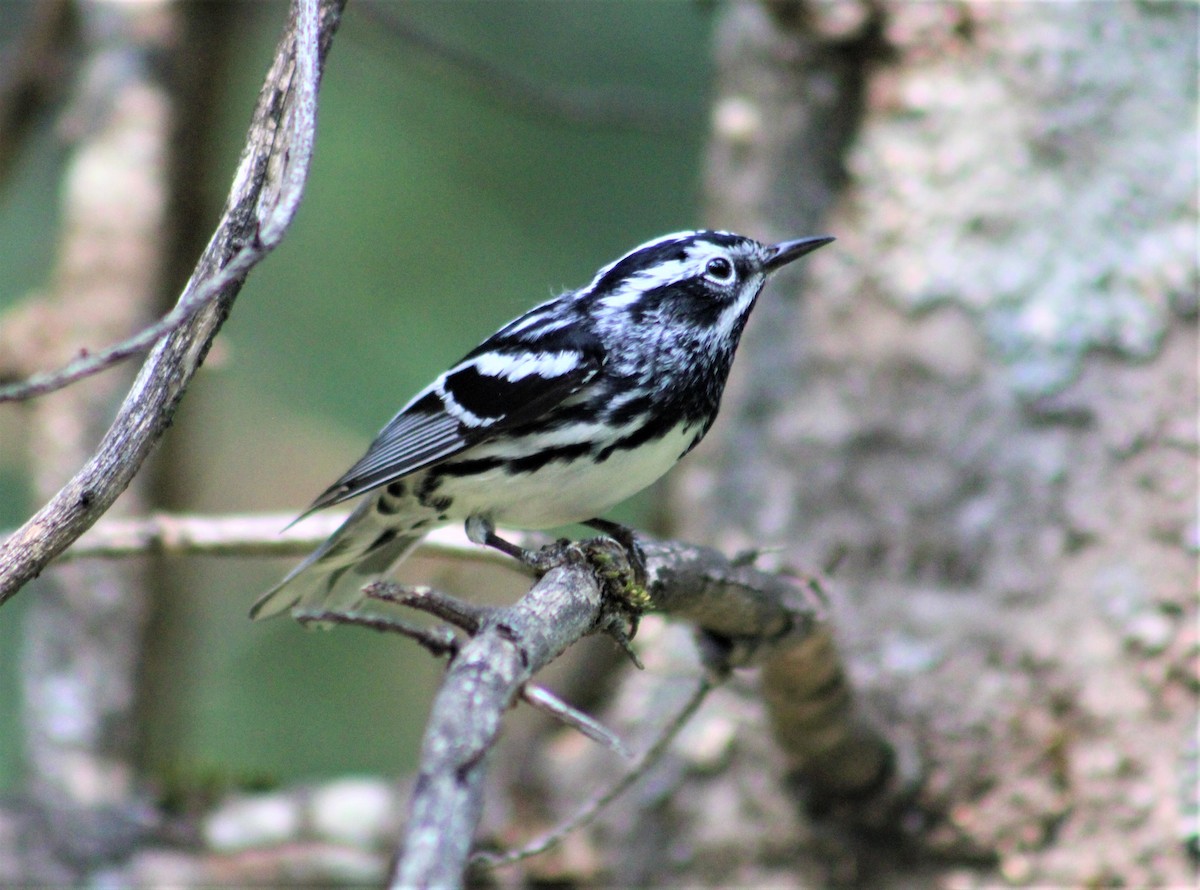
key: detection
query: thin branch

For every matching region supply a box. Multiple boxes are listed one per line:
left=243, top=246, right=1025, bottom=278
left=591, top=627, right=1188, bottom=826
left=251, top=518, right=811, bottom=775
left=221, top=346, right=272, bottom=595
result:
left=62, top=511, right=351, bottom=560
left=473, top=675, right=716, bottom=870
left=297, top=607, right=460, bottom=657
left=355, top=2, right=699, bottom=135
left=0, top=0, right=346, bottom=607
left=366, top=579, right=493, bottom=632
left=387, top=533, right=894, bottom=889
left=389, top=546, right=609, bottom=890
left=0, top=0, right=323, bottom=403
left=327, top=576, right=630, bottom=757
left=38, top=511, right=517, bottom=567
left=0, top=239, right=275, bottom=401
left=520, top=684, right=631, bottom=759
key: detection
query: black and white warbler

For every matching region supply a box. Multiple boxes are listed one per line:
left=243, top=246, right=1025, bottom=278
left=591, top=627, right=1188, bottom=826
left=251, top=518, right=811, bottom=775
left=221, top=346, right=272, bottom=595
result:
left=251, top=230, right=832, bottom=619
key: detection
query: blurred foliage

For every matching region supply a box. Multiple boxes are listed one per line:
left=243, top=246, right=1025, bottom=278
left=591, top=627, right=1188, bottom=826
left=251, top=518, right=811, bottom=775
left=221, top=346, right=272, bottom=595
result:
left=0, top=1, right=713, bottom=788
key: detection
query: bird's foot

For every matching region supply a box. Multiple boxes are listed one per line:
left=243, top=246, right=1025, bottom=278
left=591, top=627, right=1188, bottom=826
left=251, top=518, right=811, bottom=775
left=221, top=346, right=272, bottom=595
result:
left=580, top=532, right=651, bottom=617
left=583, top=517, right=649, bottom=590
left=465, top=516, right=651, bottom=644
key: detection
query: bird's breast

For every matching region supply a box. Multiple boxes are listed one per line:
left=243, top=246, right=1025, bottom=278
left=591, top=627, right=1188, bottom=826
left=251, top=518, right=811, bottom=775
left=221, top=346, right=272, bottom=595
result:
left=432, top=419, right=699, bottom=529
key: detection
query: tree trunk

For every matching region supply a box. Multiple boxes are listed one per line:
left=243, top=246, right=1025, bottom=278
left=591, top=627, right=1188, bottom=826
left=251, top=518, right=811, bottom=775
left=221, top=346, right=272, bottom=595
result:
left=664, top=1, right=1196, bottom=886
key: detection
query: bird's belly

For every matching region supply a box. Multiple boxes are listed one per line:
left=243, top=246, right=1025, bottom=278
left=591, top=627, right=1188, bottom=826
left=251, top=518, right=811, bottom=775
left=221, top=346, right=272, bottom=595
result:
left=440, top=423, right=697, bottom=529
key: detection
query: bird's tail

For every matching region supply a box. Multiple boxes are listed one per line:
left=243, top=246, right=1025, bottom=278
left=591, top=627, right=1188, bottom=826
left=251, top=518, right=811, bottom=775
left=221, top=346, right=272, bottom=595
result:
left=250, top=498, right=424, bottom=621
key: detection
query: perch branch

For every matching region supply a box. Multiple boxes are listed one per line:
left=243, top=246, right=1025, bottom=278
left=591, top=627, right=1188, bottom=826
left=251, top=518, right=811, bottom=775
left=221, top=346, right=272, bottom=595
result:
left=390, top=545, right=610, bottom=890
left=325, top=579, right=632, bottom=757
left=387, top=532, right=893, bottom=889
left=5, top=506, right=902, bottom=882
left=0, top=0, right=346, bottom=607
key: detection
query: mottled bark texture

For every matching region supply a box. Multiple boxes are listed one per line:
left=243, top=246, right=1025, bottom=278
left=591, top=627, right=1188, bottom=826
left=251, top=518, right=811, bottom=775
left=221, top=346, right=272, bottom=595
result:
left=662, top=2, right=1195, bottom=887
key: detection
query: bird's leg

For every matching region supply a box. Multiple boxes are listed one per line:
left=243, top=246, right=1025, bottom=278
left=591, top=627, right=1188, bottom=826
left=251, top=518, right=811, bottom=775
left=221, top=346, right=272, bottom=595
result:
left=466, top=516, right=649, bottom=650
left=583, top=517, right=648, bottom=588
left=465, top=516, right=567, bottom=574
left=466, top=515, right=526, bottom=560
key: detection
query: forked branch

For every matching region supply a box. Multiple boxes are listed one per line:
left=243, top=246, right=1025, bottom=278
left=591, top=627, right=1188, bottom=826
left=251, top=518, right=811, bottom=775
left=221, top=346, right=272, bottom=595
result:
left=318, top=532, right=898, bottom=890
left=0, top=0, right=346, bottom=607
left=2, top=504, right=905, bottom=885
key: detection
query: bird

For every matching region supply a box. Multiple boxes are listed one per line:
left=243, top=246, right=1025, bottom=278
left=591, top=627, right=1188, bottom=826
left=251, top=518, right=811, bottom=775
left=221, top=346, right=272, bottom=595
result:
left=251, top=229, right=832, bottom=620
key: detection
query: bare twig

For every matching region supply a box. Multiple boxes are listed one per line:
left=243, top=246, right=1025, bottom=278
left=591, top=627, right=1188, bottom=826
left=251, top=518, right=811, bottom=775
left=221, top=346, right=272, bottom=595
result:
left=37, top=511, right=519, bottom=567
left=473, top=674, right=717, bottom=871
left=0, top=0, right=346, bottom=607
left=520, top=684, right=631, bottom=759
left=0, top=237, right=277, bottom=401
left=388, top=533, right=893, bottom=889
left=366, top=579, right=493, bottom=632
left=389, top=546, right=608, bottom=890
left=297, top=607, right=460, bottom=657
left=325, top=577, right=630, bottom=757
left=355, top=3, right=698, bottom=135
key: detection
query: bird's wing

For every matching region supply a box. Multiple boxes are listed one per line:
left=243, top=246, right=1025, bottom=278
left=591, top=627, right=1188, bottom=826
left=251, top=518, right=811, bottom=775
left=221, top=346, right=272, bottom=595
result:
left=303, top=339, right=604, bottom=513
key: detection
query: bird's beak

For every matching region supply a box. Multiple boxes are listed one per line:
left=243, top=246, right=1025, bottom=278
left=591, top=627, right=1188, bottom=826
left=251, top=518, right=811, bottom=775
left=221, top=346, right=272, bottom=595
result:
left=763, top=235, right=835, bottom=272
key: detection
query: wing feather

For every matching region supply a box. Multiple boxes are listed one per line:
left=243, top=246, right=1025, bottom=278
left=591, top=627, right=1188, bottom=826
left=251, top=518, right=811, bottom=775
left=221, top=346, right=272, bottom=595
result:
left=303, top=339, right=603, bottom=513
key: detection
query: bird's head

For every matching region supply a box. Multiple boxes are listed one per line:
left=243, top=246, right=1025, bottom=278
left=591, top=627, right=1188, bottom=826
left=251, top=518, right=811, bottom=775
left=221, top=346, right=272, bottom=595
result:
left=586, top=229, right=833, bottom=339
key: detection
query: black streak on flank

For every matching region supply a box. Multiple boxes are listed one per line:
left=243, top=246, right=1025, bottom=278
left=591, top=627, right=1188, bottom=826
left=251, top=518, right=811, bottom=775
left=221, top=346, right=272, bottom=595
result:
left=608, top=393, right=654, bottom=425
left=414, top=475, right=453, bottom=511
left=596, top=412, right=675, bottom=461
left=505, top=442, right=593, bottom=475
left=417, top=474, right=443, bottom=499
left=426, top=495, right=453, bottom=514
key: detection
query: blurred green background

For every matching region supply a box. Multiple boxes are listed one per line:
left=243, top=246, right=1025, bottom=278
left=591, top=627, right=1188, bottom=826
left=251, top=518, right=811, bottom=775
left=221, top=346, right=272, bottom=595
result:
left=0, top=1, right=714, bottom=790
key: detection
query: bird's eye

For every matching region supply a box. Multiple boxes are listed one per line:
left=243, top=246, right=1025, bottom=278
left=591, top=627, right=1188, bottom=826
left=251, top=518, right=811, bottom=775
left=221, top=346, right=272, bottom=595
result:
left=705, top=257, right=735, bottom=283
